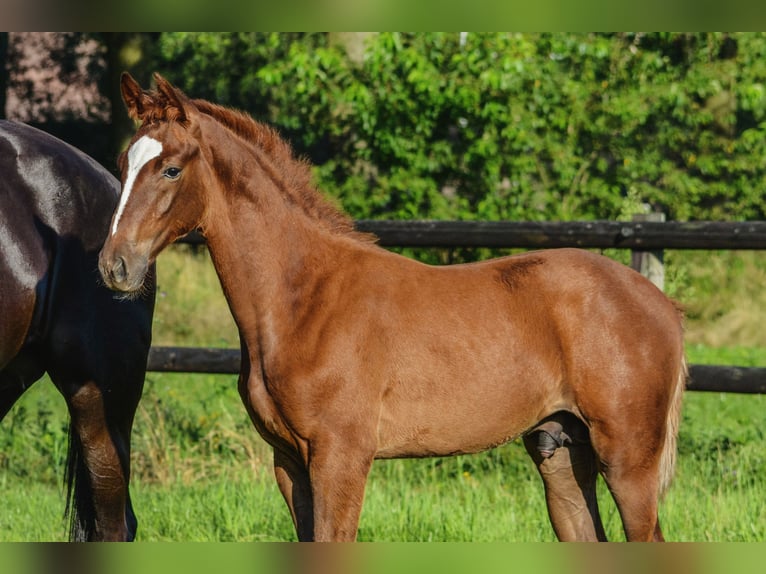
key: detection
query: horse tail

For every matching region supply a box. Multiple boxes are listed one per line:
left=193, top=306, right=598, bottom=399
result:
left=64, top=426, right=96, bottom=541
left=658, top=354, right=687, bottom=498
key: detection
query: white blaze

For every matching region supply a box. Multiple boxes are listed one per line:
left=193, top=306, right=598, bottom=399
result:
left=111, top=135, right=163, bottom=236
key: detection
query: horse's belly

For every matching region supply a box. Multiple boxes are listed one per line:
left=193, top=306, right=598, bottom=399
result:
left=374, top=372, right=559, bottom=459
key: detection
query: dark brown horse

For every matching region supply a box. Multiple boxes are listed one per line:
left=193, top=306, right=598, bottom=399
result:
left=100, top=73, right=686, bottom=542
left=0, top=120, right=155, bottom=541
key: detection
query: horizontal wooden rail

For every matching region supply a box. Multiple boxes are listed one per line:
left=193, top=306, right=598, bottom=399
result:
left=178, top=220, right=766, bottom=250
left=146, top=347, right=766, bottom=394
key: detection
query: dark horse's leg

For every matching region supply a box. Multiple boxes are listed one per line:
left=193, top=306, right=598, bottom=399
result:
left=523, top=412, right=606, bottom=541
left=45, top=261, right=153, bottom=542
left=52, top=377, right=134, bottom=541
left=52, top=356, right=148, bottom=541
left=48, top=354, right=146, bottom=541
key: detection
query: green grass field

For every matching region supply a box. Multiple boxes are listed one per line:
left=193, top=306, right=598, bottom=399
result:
left=0, top=247, right=764, bottom=542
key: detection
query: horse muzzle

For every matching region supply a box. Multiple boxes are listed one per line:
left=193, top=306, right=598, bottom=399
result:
left=98, top=246, right=150, bottom=294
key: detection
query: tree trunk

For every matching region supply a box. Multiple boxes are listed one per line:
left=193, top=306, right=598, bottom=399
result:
left=101, top=33, right=158, bottom=172
left=0, top=33, right=8, bottom=118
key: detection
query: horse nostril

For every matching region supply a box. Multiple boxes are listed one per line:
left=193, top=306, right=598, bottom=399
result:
left=112, top=256, right=127, bottom=284
left=100, top=250, right=148, bottom=293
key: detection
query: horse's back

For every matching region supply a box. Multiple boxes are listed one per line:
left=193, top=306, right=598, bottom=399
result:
left=368, top=245, right=681, bottom=349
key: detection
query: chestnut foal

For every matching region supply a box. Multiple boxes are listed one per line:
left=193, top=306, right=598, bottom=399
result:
left=100, top=73, right=686, bottom=542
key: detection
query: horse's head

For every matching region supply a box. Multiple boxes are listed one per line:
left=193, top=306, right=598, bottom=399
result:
left=99, top=73, right=207, bottom=294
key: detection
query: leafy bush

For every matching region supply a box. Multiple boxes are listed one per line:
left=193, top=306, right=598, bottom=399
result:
left=154, top=32, right=766, bottom=224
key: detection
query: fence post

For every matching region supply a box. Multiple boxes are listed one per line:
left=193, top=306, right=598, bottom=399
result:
left=630, top=212, right=665, bottom=290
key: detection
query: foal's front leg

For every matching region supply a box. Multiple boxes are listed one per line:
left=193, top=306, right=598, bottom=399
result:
left=307, top=436, right=376, bottom=542
left=273, top=448, right=314, bottom=541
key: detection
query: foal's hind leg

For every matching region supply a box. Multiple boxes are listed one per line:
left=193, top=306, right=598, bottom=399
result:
left=590, top=423, right=666, bottom=542
left=523, top=413, right=606, bottom=541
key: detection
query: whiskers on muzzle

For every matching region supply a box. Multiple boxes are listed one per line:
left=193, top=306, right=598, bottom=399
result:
left=112, top=278, right=153, bottom=302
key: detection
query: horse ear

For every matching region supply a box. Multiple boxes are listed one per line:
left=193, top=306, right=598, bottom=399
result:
left=153, top=73, right=192, bottom=124
left=120, top=72, right=147, bottom=121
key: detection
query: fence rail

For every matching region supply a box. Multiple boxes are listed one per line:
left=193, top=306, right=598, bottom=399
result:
left=165, top=219, right=766, bottom=394
left=147, top=346, right=766, bottom=394
left=180, top=220, right=766, bottom=249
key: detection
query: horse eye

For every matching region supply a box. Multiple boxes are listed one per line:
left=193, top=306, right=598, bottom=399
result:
left=163, top=167, right=182, bottom=179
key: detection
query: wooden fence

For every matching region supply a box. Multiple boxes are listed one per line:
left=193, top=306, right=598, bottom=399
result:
left=178, top=219, right=766, bottom=250
left=148, top=218, right=766, bottom=394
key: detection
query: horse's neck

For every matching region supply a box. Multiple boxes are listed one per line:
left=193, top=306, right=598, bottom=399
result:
left=202, top=169, right=348, bottom=360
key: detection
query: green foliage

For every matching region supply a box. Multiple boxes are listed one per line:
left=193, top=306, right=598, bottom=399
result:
left=154, top=32, right=766, bottom=225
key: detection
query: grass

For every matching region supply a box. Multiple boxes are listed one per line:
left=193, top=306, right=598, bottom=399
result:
left=0, top=246, right=765, bottom=542
left=0, top=376, right=763, bottom=542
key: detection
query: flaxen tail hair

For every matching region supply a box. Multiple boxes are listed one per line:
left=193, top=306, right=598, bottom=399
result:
left=658, top=354, right=688, bottom=498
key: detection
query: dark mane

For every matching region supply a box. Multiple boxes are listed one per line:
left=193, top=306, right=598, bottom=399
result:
left=190, top=99, right=375, bottom=244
